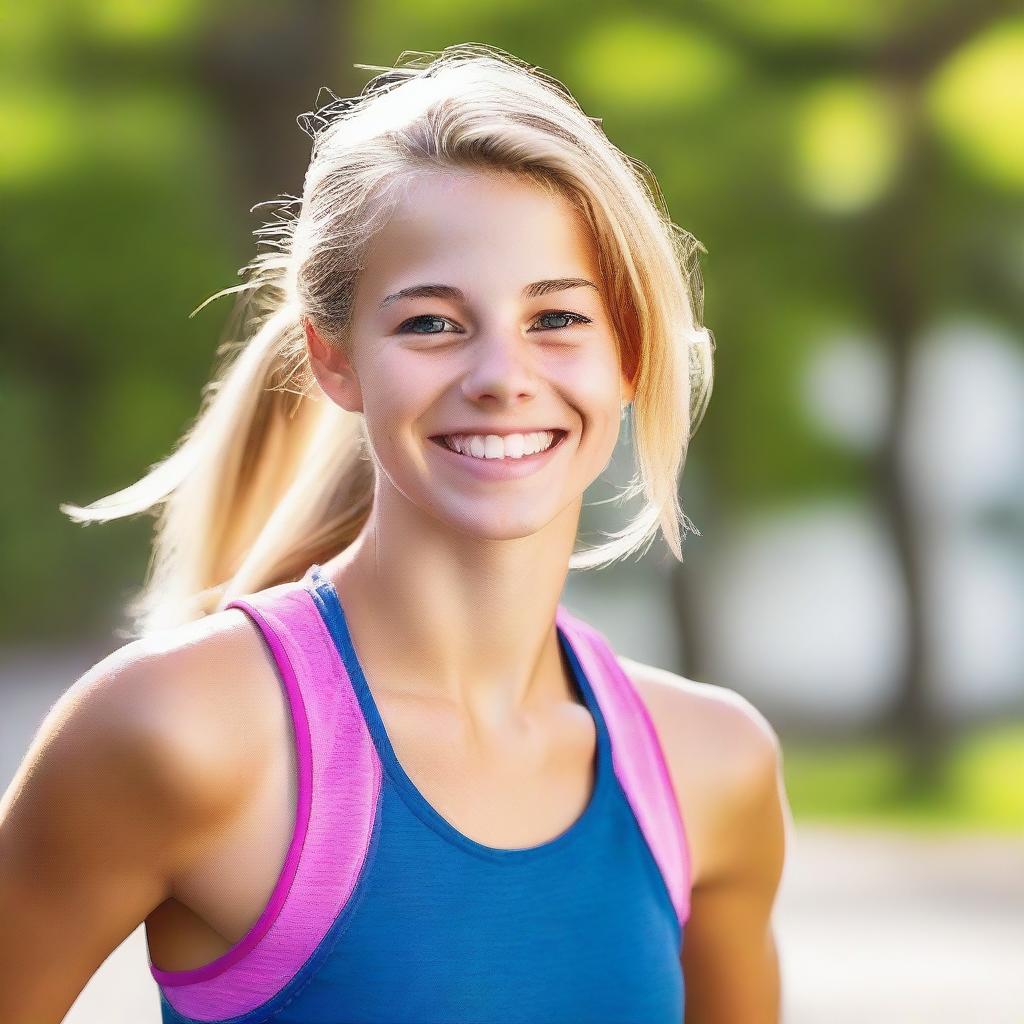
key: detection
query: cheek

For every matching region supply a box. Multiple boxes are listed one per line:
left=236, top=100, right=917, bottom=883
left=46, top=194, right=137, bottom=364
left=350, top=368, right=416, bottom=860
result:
left=360, top=351, right=439, bottom=419
left=561, top=352, right=622, bottom=432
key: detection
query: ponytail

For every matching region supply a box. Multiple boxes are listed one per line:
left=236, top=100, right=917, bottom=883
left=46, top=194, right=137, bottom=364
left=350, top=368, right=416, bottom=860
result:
left=62, top=284, right=373, bottom=638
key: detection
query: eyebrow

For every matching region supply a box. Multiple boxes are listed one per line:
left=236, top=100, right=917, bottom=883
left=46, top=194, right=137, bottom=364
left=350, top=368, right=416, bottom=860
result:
left=378, top=277, right=599, bottom=311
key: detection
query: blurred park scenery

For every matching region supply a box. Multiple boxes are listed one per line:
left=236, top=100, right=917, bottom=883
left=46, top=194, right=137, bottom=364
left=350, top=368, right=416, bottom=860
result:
left=1, top=2, right=1022, bottom=1022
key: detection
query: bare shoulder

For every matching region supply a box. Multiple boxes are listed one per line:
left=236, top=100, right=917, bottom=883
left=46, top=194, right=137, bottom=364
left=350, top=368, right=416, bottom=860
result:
left=18, top=603, right=286, bottom=874
left=0, top=605, right=281, bottom=1020
left=82, top=602, right=292, bottom=819
left=616, top=655, right=787, bottom=888
left=617, top=654, right=781, bottom=782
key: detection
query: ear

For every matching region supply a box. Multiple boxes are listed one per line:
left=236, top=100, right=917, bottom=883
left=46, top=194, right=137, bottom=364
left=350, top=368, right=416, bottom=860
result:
left=303, top=317, right=363, bottom=413
left=617, top=333, right=638, bottom=406
left=620, top=367, right=637, bottom=407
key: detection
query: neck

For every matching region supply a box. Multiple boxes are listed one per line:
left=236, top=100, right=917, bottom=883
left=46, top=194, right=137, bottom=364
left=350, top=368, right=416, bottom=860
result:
left=319, top=487, right=583, bottom=727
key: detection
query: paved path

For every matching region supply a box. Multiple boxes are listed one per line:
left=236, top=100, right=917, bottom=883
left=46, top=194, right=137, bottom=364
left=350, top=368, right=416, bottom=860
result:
left=776, top=824, right=1024, bottom=1023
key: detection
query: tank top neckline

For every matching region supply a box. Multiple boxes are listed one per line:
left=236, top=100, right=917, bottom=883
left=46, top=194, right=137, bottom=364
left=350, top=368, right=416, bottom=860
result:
left=305, top=563, right=614, bottom=863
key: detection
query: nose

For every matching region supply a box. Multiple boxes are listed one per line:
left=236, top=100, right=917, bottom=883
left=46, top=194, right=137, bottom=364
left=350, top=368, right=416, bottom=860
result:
left=459, top=330, right=540, bottom=407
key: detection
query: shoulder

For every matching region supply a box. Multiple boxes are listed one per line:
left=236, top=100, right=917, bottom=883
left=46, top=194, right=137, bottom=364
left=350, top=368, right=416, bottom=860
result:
left=616, top=655, right=787, bottom=889
left=617, top=654, right=781, bottom=785
left=0, top=608, right=284, bottom=1019
left=30, top=606, right=285, bottom=870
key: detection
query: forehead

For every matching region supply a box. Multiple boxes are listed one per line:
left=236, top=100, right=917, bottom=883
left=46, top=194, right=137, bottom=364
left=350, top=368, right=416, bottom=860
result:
left=358, top=169, right=599, bottom=296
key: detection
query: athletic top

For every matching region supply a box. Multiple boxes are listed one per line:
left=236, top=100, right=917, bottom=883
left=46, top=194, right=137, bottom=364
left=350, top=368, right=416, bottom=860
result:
left=149, top=563, right=692, bottom=1023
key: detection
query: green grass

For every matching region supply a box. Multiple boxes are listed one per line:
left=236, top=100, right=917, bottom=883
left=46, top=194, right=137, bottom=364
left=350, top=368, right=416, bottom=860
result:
left=781, top=720, right=1024, bottom=833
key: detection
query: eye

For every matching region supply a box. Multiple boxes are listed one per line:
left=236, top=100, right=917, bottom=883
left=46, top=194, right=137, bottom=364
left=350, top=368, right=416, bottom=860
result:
left=395, top=310, right=592, bottom=336
left=397, top=315, right=460, bottom=335
left=530, top=310, right=592, bottom=331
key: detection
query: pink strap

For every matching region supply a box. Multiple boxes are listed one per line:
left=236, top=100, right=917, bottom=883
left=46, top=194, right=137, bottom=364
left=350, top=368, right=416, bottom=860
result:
left=150, top=581, right=382, bottom=1022
left=556, top=604, right=692, bottom=928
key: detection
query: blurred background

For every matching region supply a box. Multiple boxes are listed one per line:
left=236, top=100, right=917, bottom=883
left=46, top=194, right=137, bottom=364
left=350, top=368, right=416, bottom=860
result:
left=1, top=2, right=1021, bottom=1021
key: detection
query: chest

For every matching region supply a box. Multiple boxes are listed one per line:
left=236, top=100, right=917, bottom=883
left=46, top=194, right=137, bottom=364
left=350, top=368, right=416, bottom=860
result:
left=154, top=753, right=683, bottom=1024
left=144, top=689, right=617, bottom=972
left=259, top=779, right=682, bottom=1023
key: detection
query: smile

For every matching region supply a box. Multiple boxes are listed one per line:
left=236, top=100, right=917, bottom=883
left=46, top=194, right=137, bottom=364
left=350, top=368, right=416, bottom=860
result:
left=427, top=429, right=570, bottom=481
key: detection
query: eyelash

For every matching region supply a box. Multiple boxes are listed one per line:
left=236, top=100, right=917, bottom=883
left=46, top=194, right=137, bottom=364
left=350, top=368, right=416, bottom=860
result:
left=397, top=310, right=592, bottom=336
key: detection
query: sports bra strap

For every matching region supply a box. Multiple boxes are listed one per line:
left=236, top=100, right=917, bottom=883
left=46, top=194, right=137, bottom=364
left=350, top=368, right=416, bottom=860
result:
left=555, top=605, right=692, bottom=928
left=151, top=580, right=382, bottom=1022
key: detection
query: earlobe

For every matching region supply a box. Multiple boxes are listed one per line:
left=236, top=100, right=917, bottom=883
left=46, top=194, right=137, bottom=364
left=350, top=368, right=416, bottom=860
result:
left=621, top=372, right=637, bottom=408
left=303, top=316, right=364, bottom=413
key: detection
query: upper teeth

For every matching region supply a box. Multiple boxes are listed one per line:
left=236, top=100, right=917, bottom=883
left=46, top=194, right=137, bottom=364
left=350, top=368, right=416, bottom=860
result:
left=443, top=431, right=557, bottom=459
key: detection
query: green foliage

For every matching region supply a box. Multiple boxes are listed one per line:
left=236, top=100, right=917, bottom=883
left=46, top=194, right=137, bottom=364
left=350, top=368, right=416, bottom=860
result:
left=566, top=15, right=743, bottom=115
left=783, top=722, right=1024, bottom=832
left=927, top=17, right=1024, bottom=191
left=3, top=1, right=1021, bottom=657
left=1, top=68, right=237, bottom=637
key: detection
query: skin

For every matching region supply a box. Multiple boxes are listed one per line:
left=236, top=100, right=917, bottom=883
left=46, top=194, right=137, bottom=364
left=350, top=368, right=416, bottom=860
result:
left=0, top=168, right=790, bottom=1023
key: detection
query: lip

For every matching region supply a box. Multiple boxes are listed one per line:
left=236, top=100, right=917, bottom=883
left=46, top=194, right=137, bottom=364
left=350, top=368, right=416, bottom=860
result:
left=426, top=429, right=570, bottom=481
left=430, top=427, right=569, bottom=437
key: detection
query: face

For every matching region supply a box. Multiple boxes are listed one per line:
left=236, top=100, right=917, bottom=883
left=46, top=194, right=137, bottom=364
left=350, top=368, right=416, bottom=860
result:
left=306, top=168, right=634, bottom=542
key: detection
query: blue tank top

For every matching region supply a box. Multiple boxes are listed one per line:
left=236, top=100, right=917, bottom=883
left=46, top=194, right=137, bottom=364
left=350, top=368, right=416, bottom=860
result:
left=149, top=564, right=691, bottom=1023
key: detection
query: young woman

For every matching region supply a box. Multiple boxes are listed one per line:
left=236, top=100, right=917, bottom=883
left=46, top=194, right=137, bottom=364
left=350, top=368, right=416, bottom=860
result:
left=0, top=45, right=789, bottom=1024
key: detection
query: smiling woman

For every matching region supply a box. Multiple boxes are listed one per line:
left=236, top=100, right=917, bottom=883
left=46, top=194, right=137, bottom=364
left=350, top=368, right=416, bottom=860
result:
left=0, top=41, right=787, bottom=1024
left=301, top=166, right=633, bottom=530
left=61, top=46, right=716, bottom=614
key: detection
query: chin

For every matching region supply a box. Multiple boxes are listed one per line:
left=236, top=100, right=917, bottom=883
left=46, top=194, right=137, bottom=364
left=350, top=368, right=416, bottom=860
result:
left=429, top=501, right=568, bottom=542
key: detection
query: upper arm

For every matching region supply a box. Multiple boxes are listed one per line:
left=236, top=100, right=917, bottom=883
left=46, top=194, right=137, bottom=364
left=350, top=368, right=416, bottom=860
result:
left=680, top=695, right=790, bottom=1024
left=0, top=641, right=250, bottom=1024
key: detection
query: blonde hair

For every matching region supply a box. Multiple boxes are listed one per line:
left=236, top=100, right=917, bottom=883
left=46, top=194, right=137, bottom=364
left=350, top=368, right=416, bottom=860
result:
left=61, top=43, right=715, bottom=639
